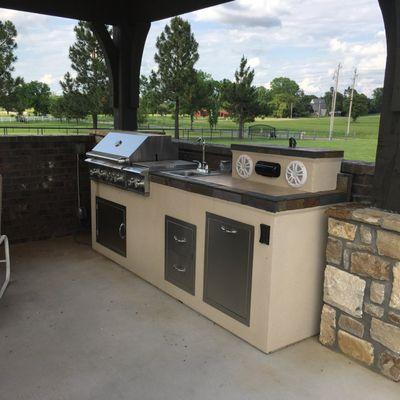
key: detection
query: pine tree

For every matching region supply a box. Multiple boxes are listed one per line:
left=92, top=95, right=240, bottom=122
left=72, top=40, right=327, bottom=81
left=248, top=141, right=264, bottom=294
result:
left=154, top=17, right=199, bottom=138
left=0, top=20, right=19, bottom=110
left=221, top=57, right=258, bottom=139
left=61, top=21, right=111, bottom=128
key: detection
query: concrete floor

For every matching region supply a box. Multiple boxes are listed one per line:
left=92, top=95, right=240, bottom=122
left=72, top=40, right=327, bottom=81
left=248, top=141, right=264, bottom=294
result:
left=0, top=237, right=398, bottom=400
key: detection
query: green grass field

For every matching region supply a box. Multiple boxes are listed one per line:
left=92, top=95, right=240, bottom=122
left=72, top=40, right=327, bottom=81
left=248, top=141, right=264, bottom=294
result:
left=145, top=114, right=380, bottom=138
left=143, top=114, right=380, bottom=161
left=211, top=137, right=378, bottom=162
left=0, top=113, right=380, bottom=161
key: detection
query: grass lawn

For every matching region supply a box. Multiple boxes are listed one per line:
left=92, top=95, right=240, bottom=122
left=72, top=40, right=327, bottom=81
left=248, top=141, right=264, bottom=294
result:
left=209, top=137, right=378, bottom=162
left=0, top=113, right=380, bottom=161
left=144, top=114, right=380, bottom=161
left=144, top=114, right=380, bottom=139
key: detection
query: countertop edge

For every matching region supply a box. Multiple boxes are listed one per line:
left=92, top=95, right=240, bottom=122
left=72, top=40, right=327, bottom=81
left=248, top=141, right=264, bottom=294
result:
left=150, top=171, right=348, bottom=213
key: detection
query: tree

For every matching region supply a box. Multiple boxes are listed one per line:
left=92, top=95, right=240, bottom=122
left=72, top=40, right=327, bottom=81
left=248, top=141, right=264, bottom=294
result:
left=269, top=77, right=300, bottom=118
left=207, top=80, right=221, bottom=131
left=154, top=16, right=199, bottom=138
left=60, top=72, right=89, bottom=122
left=140, top=72, right=164, bottom=115
left=24, top=81, right=51, bottom=115
left=324, top=88, right=344, bottom=115
left=255, top=86, right=272, bottom=117
left=49, top=95, right=65, bottom=121
left=343, top=88, right=369, bottom=122
left=61, top=21, right=111, bottom=128
left=221, top=56, right=258, bottom=139
left=370, top=87, right=383, bottom=114
left=0, top=21, right=17, bottom=88
left=294, top=92, right=316, bottom=117
left=13, top=80, right=30, bottom=115
left=0, top=20, right=19, bottom=110
left=1, top=76, right=22, bottom=113
left=182, top=70, right=214, bottom=130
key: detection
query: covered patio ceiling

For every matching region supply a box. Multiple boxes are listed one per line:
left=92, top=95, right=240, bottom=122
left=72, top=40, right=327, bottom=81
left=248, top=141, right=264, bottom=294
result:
left=0, top=0, right=230, bottom=24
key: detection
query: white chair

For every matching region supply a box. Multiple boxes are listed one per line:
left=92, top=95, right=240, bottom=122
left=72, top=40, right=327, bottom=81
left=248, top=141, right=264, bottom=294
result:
left=0, top=175, right=10, bottom=299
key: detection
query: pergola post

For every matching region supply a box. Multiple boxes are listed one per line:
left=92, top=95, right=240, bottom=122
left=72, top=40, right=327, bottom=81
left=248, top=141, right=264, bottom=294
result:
left=91, top=21, right=150, bottom=131
left=373, top=0, right=400, bottom=212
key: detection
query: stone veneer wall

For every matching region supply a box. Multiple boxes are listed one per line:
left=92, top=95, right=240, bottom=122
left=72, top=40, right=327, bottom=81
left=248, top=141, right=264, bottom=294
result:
left=320, top=204, right=400, bottom=381
left=0, top=135, right=95, bottom=243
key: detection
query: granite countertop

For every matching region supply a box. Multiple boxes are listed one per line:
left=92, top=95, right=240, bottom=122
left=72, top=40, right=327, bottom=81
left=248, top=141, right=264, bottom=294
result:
left=150, top=170, right=350, bottom=213
left=231, top=144, right=344, bottom=159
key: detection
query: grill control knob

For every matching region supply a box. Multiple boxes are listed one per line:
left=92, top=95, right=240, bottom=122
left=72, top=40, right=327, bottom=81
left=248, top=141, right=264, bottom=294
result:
left=127, top=176, right=145, bottom=190
left=134, top=179, right=145, bottom=188
left=115, top=174, right=124, bottom=183
left=90, top=168, right=99, bottom=177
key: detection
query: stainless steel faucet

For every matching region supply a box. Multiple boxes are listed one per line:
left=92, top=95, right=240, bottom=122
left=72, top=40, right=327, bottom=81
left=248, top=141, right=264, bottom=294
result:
left=195, top=137, right=208, bottom=174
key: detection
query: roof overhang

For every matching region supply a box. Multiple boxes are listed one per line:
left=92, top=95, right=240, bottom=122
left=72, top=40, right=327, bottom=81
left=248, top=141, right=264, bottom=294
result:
left=0, top=0, right=232, bottom=24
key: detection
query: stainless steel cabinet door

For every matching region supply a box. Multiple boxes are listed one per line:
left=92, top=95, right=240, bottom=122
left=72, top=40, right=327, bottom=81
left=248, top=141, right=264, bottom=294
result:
left=203, top=213, right=254, bottom=326
left=96, top=197, right=126, bottom=257
left=165, top=216, right=196, bottom=295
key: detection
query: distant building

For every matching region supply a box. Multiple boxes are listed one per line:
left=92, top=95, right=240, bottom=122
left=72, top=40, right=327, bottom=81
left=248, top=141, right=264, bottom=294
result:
left=310, top=98, right=327, bottom=117
left=194, top=109, right=208, bottom=117
left=194, top=109, right=230, bottom=118
left=219, top=109, right=230, bottom=118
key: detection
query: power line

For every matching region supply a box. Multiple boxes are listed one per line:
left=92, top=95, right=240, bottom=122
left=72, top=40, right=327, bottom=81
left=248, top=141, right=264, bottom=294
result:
left=346, top=68, right=358, bottom=137
left=329, top=63, right=342, bottom=141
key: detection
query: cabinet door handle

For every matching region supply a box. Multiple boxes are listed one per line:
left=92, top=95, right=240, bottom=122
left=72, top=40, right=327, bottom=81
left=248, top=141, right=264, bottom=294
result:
left=118, top=222, right=126, bottom=239
left=220, top=225, right=237, bottom=234
left=172, top=264, right=186, bottom=273
left=173, top=235, right=187, bottom=244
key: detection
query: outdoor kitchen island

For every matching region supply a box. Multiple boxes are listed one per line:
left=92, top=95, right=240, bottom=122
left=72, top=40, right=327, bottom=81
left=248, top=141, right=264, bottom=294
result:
left=89, top=133, right=349, bottom=354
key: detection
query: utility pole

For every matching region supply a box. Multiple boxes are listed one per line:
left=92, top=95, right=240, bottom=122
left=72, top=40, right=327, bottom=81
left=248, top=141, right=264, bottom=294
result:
left=329, top=63, right=342, bottom=141
left=290, top=102, right=293, bottom=119
left=346, top=68, right=358, bottom=137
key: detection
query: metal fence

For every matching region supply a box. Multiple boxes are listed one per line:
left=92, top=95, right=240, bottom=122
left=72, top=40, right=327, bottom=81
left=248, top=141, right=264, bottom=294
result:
left=0, top=123, right=359, bottom=141
left=137, top=124, right=356, bottom=141
left=0, top=126, right=110, bottom=136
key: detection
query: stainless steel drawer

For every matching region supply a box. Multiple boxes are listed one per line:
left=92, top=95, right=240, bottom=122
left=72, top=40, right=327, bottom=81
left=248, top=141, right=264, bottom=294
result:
left=165, top=216, right=196, bottom=295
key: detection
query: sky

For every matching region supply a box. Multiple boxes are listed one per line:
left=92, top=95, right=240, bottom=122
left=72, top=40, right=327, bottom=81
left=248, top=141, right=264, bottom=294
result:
left=0, top=0, right=386, bottom=97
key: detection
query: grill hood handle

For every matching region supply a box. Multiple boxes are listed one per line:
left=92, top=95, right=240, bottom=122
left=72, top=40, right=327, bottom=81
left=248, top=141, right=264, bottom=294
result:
left=86, top=152, right=128, bottom=164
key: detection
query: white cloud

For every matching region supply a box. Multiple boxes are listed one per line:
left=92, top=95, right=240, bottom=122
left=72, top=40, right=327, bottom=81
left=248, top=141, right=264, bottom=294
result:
left=0, top=8, right=76, bottom=92
left=300, top=77, right=321, bottom=95
left=40, top=73, right=54, bottom=85
left=329, top=38, right=347, bottom=52
left=195, top=0, right=287, bottom=28
left=0, top=0, right=386, bottom=97
left=248, top=57, right=261, bottom=68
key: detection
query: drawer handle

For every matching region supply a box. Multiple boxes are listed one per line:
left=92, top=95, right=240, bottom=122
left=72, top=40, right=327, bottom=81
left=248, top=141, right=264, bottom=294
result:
left=173, top=235, right=187, bottom=244
left=172, top=264, right=186, bottom=273
left=118, top=222, right=126, bottom=239
left=220, top=225, right=237, bottom=234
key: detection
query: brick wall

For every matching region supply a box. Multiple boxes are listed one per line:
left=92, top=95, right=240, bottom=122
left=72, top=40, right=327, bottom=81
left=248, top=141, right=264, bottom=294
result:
left=0, top=135, right=95, bottom=243
left=178, top=141, right=375, bottom=204
left=341, top=160, right=375, bottom=205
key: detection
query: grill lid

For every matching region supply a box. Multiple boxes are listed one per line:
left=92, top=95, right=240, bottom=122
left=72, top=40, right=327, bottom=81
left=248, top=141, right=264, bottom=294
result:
left=87, top=131, right=178, bottom=164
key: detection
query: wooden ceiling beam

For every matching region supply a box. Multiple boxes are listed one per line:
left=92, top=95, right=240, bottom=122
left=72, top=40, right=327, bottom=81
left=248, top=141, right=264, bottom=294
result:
left=0, top=0, right=231, bottom=24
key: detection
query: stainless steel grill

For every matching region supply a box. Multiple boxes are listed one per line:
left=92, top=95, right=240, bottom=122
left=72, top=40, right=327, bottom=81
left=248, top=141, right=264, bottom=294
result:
left=86, top=131, right=194, bottom=195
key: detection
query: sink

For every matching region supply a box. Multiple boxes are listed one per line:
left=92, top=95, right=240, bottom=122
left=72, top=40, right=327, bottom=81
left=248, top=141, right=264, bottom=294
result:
left=163, top=169, right=221, bottom=178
